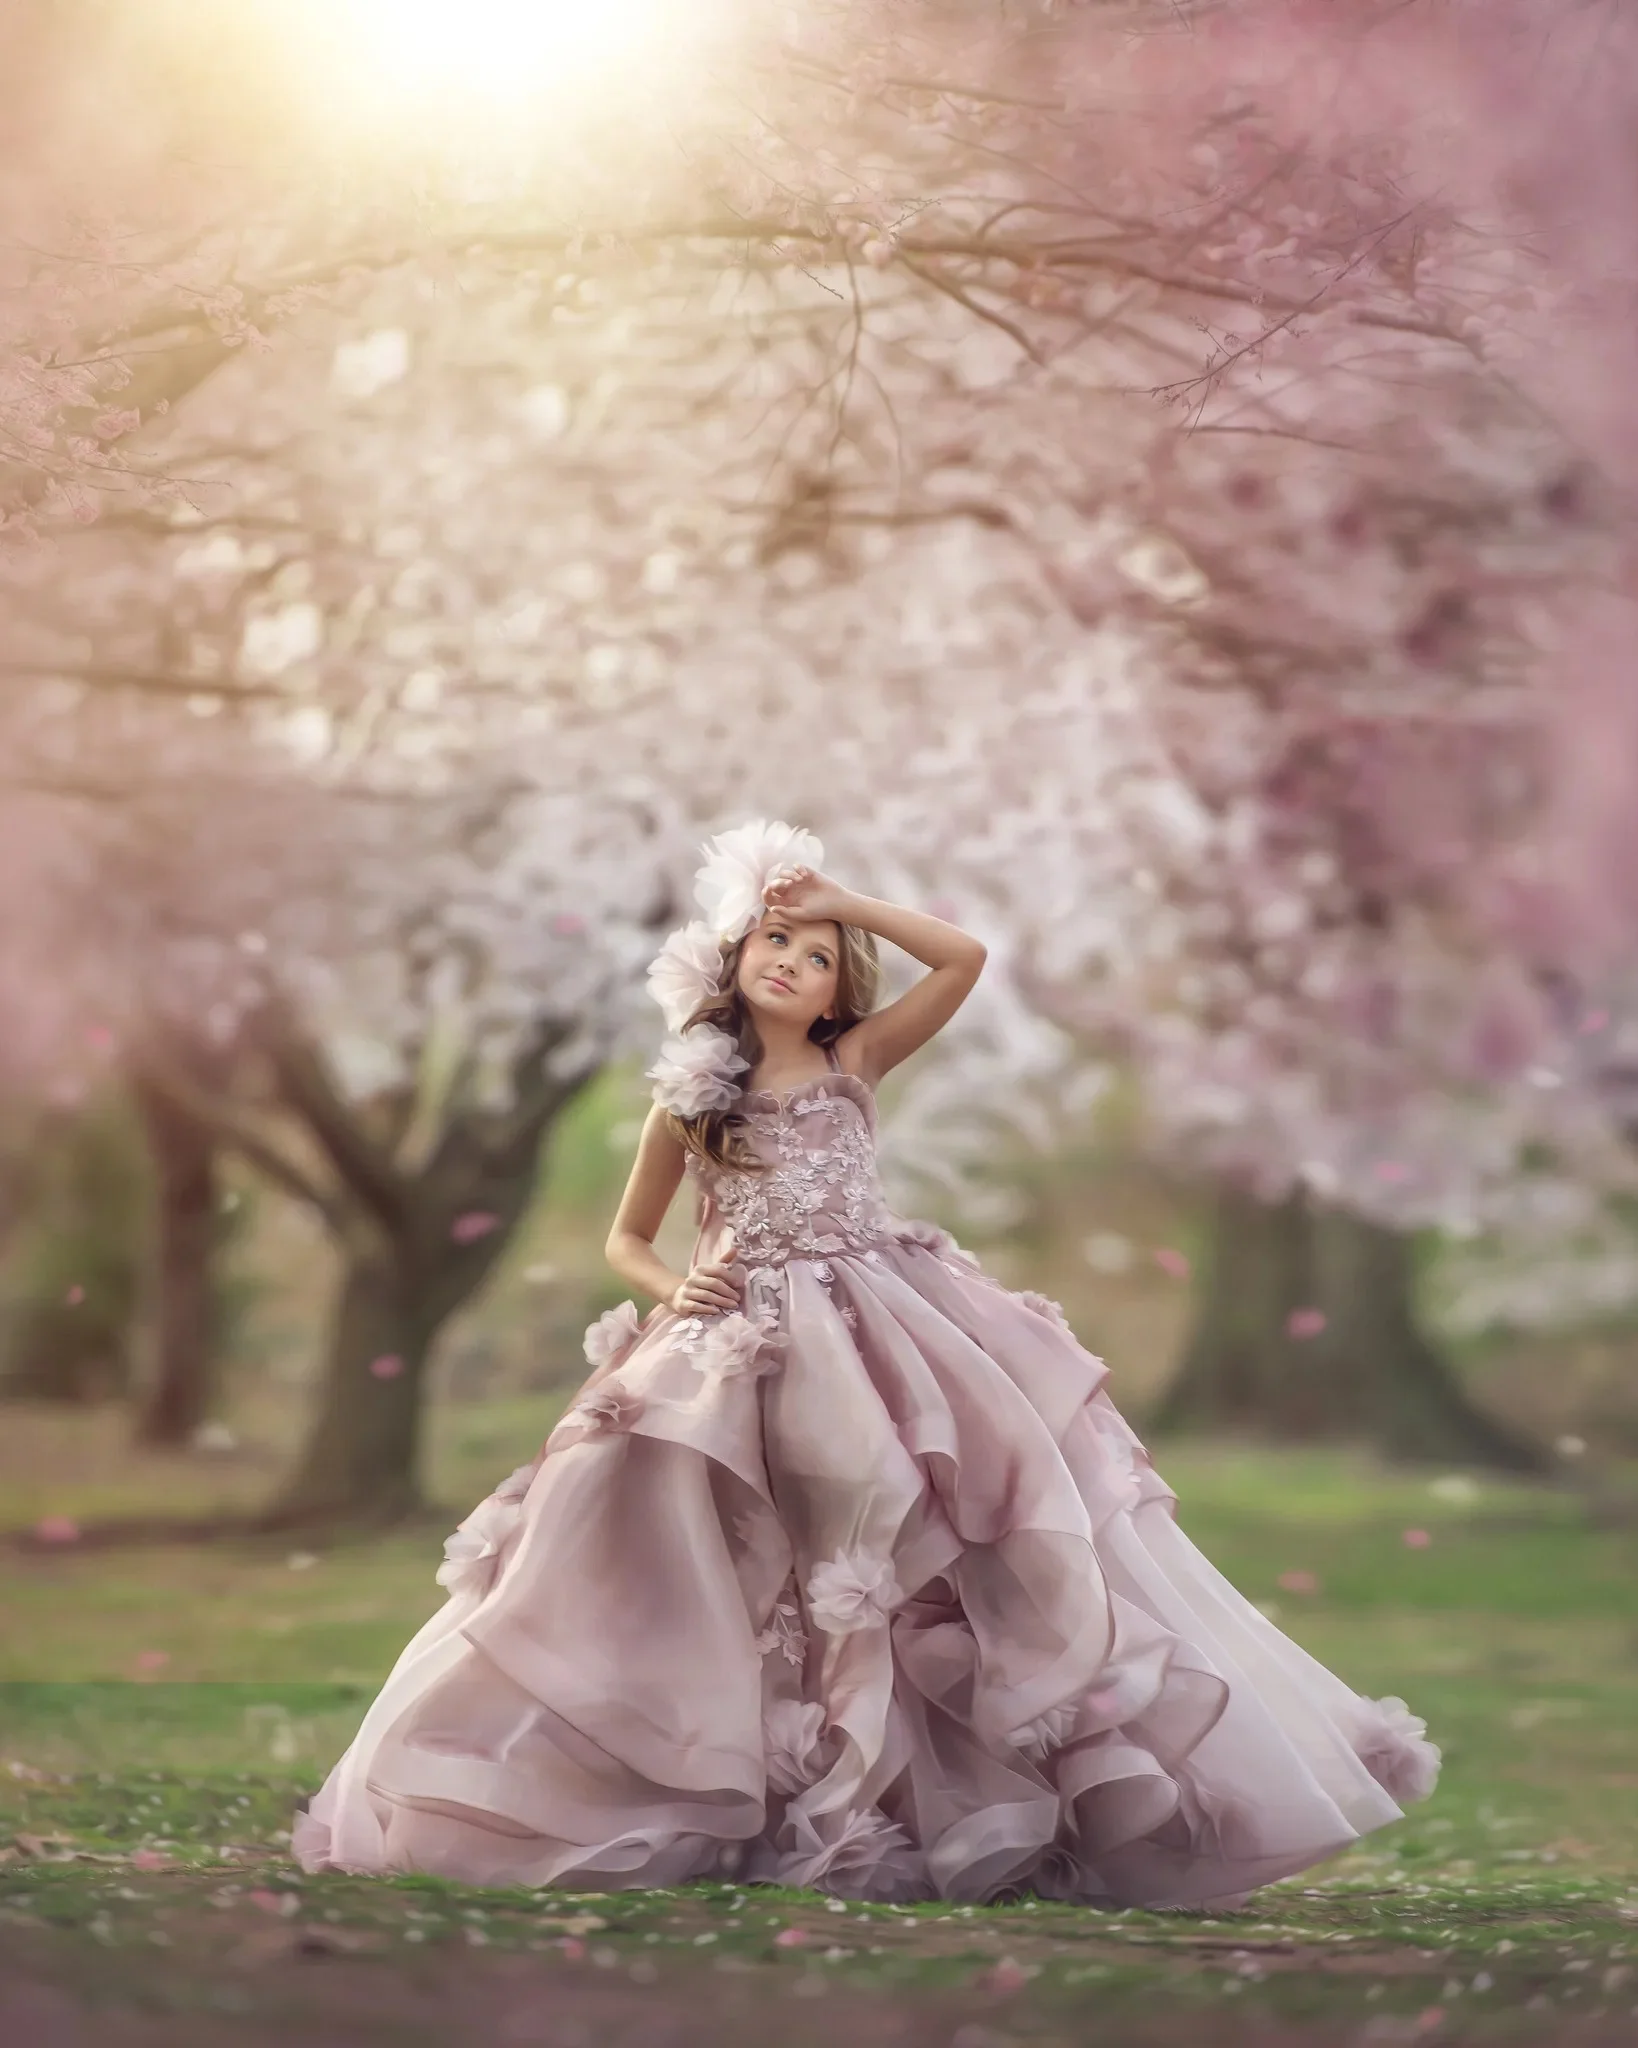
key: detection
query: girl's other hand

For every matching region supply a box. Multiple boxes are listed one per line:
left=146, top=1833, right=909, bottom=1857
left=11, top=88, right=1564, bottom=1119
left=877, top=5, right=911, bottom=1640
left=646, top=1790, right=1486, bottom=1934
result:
left=670, top=1249, right=745, bottom=1317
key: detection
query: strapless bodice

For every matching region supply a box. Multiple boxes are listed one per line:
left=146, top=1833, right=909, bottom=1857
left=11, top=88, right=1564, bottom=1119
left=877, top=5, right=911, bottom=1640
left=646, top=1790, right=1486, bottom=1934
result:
left=686, top=1072, right=897, bottom=1267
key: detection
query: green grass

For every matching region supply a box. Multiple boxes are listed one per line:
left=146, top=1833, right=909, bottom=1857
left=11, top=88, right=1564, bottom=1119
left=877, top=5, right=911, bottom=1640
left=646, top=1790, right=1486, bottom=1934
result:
left=1, top=1423, right=1635, bottom=2042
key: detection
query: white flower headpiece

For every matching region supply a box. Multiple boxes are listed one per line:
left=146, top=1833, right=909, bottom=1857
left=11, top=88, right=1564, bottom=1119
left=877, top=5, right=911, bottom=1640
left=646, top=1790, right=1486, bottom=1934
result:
left=645, top=819, right=825, bottom=1116
left=694, top=819, right=824, bottom=946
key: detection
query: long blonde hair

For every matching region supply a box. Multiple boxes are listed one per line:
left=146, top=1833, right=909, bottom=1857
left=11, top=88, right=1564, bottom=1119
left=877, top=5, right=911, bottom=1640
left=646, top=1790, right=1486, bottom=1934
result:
left=666, top=922, right=881, bottom=1170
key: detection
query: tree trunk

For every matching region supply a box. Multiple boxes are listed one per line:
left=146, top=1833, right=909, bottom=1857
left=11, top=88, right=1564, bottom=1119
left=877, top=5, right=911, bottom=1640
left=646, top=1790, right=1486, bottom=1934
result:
left=256, top=1240, right=438, bottom=1531
left=1306, top=1206, right=1542, bottom=1470
left=1155, top=1184, right=1313, bottom=1434
left=132, top=1078, right=220, bottom=1448
left=1156, top=1183, right=1543, bottom=1470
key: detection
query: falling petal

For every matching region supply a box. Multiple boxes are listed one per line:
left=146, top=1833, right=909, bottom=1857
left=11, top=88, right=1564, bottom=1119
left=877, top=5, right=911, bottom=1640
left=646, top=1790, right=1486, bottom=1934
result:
left=1286, top=1307, right=1326, bottom=1339
left=1151, top=1247, right=1190, bottom=1280
left=64, top=1285, right=85, bottom=1307
left=550, top=913, right=587, bottom=937
left=130, top=1849, right=170, bottom=1871
left=34, top=1516, right=80, bottom=1545
left=773, top=1926, right=811, bottom=1948
left=981, top=1957, right=1031, bottom=1993
left=370, top=1353, right=404, bottom=1380
left=1277, top=1570, right=1321, bottom=1595
left=1402, top=1528, right=1432, bottom=1550
left=452, top=1211, right=501, bottom=1245
left=132, top=1650, right=170, bottom=1675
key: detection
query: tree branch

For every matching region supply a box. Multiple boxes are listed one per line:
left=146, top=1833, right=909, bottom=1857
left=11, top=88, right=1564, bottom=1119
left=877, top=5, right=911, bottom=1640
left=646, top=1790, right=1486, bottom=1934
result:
left=259, top=1009, right=413, bottom=1228
left=132, top=1048, right=341, bottom=1227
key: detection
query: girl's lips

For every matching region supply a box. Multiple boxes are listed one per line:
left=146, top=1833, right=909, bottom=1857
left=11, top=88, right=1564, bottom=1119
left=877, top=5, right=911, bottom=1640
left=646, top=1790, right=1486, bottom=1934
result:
left=765, top=976, right=796, bottom=994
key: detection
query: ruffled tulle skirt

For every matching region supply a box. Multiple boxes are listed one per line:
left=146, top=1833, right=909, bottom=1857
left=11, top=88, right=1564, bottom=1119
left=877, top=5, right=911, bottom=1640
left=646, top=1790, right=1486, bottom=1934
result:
left=292, top=1237, right=1438, bottom=1906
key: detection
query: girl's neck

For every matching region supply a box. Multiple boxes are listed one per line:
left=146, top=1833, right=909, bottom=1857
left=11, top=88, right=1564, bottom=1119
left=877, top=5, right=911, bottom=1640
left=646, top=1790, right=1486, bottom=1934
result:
left=747, top=1023, right=831, bottom=1093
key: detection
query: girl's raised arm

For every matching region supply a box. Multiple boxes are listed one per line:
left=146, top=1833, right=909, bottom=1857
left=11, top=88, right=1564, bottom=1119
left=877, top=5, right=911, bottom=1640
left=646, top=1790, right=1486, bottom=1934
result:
left=762, top=869, right=987, bottom=1085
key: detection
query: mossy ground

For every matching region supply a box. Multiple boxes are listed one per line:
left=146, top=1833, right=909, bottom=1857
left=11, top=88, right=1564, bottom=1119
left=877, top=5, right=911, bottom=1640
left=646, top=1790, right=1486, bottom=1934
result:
left=1, top=1415, right=1635, bottom=2044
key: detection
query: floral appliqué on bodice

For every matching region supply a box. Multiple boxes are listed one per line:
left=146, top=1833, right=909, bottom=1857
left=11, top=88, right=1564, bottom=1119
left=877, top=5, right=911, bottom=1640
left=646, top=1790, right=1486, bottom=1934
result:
left=687, top=1074, right=897, bottom=1269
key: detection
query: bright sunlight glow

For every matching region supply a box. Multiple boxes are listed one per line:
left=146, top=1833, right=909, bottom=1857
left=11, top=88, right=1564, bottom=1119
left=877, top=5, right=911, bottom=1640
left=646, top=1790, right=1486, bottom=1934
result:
left=326, top=0, right=672, bottom=112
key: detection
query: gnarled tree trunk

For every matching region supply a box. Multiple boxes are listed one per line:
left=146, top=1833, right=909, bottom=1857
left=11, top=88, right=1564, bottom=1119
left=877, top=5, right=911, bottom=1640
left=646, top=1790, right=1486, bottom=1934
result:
left=1156, top=1182, right=1542, bottom=1470
left=132, top=1074, right=220, bottom=1448
left=255, top=1019, right=596, bottom=1532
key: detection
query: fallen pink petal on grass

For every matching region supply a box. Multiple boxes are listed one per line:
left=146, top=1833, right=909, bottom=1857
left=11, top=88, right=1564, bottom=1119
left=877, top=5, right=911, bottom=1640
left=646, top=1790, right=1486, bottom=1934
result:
left=132, top=1650, right=170, bottom=1675
left=369, top=1354, right=404, bottom=1380
left=1277, top=1570, right=1321, bottom=1595
left=246, top=1889, right=285, bottom=1915
left=451, top=1211, right=501, bottom=1245
left=1286, top=1307, right=1327, bottom=1339
left=34, top=1516, right=80, bottom=1545
left=773, top=1926, right=811, bottom=1948
left=130, top=1850, right=170, bottom=1871
left=981, top=1957, right=1031, bottom=1994
left=558, top=1936, right=587, bottom=1960
left=1402, top=1528, right=1432, bottom=1550
left=1151, top=1247, right=1190, bottom=1281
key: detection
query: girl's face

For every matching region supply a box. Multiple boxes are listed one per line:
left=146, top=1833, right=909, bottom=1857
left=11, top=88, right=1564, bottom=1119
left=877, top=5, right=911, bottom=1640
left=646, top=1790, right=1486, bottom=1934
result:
left=737, top=912, right=842, bottom=1031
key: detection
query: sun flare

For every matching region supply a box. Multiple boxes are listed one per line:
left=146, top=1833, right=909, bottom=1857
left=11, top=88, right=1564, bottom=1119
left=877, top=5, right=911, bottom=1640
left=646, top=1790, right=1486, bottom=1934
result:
left=325, top=0, right=673, bottom=111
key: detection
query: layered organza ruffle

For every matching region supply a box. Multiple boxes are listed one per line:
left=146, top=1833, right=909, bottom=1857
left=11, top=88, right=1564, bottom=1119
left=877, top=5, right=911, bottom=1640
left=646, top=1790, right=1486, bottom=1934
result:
left=293, top=1233, right=1438, bottom=1907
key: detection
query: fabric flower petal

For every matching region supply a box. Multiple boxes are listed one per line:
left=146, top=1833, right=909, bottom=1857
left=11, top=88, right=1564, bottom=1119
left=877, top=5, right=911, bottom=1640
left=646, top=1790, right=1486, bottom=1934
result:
left=772, top=1807, right=920, bottom=1898
left=806, top=1548, right=903, bottom=1634
left=645, top=921, right=724, bottom=1031
left=694, top=1310, right=784, bottom=1387
left=764, top=1698, right=830, bottom=1797
left=693, top=819, right=825, bottom=943
left=1355, top=1695, right=1442, bottom=1805
left=583, top=1300, right=643, bottom=1370
left=649, top=1025, right=748, bottom=1116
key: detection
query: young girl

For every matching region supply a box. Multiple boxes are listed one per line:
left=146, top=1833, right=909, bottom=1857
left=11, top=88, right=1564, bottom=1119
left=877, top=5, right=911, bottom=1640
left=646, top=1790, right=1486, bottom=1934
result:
left=294, top=820, right=1438, bottom=1907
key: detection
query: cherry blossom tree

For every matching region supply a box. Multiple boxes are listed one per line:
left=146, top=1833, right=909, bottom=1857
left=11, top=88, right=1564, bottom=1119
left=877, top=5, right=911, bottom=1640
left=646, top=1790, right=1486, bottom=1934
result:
left=9, top=0, right=1638, bottom=1500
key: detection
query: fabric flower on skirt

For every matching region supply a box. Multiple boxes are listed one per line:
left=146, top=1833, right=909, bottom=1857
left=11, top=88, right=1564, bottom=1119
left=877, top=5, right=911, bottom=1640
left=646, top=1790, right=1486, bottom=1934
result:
left=806, top=1549, right=903, bottom=1634
left=645, top=920, right=724, bottom=1031
left=493, top=1458, right=542, bottom=1503
left=562, top=1384, right=644, bottom=1436
left=1015, top=1289, right=1070, bottom=1330
left=755, top=1596, right=806, bottom=1668
left=582, top=1300, right=643, bottom=1370
left=1354, top=1696, right=1442, bottom=1805
left=435, top=1487, right=526, bottom=1600
left=648, top=1025, right=748, bottom=1116
left=773, top=1807, right=921, bottom=1899
left=693, top=1310, right=783, bottom=1388
left=692, top=818, right=825, bottom=944
left=891, top=1216, right=981, bottom=1270
left=763, top=1698, right=832, bottom=1796
left=1006, top=1701, right=1080, bottom=1764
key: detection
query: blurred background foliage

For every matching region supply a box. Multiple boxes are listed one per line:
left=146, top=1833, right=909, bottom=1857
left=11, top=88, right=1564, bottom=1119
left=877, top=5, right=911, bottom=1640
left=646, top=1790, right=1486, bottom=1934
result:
left=1, top=1059, right=1635, bottom=1536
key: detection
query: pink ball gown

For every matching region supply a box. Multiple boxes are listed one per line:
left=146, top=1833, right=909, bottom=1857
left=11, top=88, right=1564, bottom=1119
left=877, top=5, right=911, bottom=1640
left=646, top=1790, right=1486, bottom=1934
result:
left=293, top=1047, right=1439, bottom=1905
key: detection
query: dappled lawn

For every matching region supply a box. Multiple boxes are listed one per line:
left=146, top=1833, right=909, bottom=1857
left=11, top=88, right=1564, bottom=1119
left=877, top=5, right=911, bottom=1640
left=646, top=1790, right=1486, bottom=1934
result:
left=2, top=1423, right=1636, bottom=2044
left=3, top=1075, right=1638, bottom=2038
